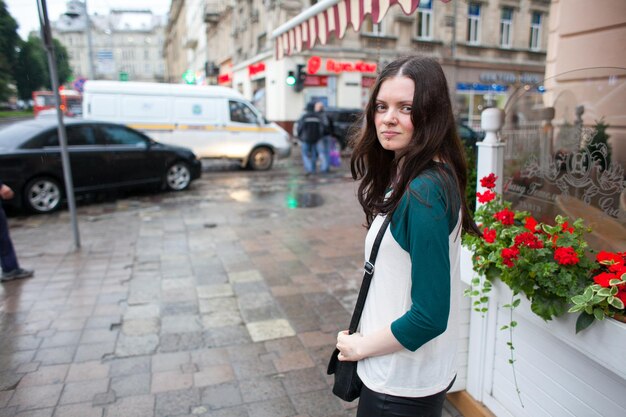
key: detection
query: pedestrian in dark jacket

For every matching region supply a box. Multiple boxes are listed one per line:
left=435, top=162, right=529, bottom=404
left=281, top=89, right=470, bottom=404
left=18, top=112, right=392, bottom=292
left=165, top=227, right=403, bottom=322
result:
left=315, top=101, right=335, bottom=173
left=296, top=102, right=325, bottom=175
left=0, top=181, right=34, bottom=282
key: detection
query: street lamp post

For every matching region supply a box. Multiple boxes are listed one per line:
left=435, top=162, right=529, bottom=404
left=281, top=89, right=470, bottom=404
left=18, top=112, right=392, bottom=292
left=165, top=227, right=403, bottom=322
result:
left=37, top=0, right=81, bottom=250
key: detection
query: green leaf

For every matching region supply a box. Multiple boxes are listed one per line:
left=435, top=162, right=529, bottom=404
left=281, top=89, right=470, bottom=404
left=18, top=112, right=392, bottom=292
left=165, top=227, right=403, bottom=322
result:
left=593, top=308, right=605, bottom=321
left=582, top=287, right=594, bottom=302
left=609, top=297, right=625, bottom=309
left=575, top=312, right=595, bottom=333
left=510, top=321, right=518, bottom=327
left=597, top=288, right=611, bottom=297
left=501, top=325, right=509, bottom=330
left=571, top=295, right=586, bottom=305
left=610, top=286, right=618, bottom=295
left=568, top=305, right=584, bottom=313
left=512, top=299, right=521, bottom=307
left=480, top=296, right=489, bottom=303
left=609, top=279, right=622, bottom=286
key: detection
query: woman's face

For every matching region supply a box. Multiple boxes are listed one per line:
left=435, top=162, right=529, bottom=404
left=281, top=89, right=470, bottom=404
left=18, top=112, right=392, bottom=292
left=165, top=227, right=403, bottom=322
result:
left=374, top=75, right=415, bottom=155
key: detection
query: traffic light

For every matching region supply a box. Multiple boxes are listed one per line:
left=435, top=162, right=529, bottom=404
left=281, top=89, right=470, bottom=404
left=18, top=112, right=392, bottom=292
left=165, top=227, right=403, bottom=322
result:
left=295, top=64, right=306, bottom=92
left=286, top=71, right=296, bottom=86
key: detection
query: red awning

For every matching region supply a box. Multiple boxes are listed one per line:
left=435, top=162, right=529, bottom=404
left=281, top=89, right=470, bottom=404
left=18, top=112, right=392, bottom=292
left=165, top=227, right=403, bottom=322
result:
left=271, top=0, right=449, bottom=59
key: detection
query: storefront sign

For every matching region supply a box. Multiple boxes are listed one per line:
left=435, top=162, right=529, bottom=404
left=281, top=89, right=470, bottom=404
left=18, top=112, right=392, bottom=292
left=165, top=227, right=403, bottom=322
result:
left=307, top=56, right=377, bottom=75
left=304, top=75, right=328, bottom=87
left=218, top=73, right=232, bottom=85
left=362, top=77, right=377, bottom=88
left=248, top=62, right=265, bottom=76
left=479, top=72, right=541, bottom=85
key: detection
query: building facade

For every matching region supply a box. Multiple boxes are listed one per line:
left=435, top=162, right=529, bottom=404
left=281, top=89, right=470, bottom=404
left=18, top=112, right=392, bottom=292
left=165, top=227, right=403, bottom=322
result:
left=163, top=0, right=550, bottom=130
left=52, top=1, right=166, bottom=83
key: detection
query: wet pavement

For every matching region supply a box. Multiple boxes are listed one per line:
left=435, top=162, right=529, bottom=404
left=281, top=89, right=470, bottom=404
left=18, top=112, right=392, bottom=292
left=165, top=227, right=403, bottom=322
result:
left=0, top=151, right=463, bottom=417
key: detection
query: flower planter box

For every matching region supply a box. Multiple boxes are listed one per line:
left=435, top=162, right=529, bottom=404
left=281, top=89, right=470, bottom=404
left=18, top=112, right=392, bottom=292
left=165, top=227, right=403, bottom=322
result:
left=466, top=278, right=626, bottom=417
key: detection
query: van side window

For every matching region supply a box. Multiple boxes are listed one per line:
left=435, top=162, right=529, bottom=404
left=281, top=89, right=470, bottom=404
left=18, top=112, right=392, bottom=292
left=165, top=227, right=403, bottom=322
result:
left=229, top=101, right=258, bottom=124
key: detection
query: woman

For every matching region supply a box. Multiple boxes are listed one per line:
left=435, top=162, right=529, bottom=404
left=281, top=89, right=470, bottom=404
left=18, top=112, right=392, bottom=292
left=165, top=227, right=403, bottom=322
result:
left=336, top=56, right=480, bottom=416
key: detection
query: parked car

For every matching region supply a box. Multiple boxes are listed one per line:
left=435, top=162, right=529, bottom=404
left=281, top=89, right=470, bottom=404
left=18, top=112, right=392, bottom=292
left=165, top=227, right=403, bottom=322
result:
left=457, top=123, right=484, bottom=150
left=325, top=107, right=363, bottom=150
left=0, top=119, right=202, bottom=214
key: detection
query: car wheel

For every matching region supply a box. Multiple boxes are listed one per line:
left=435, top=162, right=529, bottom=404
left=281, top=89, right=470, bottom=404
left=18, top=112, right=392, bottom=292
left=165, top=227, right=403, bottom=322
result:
left=248, top=147, right=273, bottom=171
left=24, top=177, right=63, bottom=214
left=166, top=161, right=191, bottom=191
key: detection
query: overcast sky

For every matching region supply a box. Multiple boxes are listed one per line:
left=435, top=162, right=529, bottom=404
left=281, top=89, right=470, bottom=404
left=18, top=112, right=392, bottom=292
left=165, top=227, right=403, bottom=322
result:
left=5, top=0, right=172, bottom=39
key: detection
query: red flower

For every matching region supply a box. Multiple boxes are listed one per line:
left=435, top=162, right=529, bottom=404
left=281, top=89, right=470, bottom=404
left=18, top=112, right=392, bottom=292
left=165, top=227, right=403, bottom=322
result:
left=593, top=272, right=615, bottom=287
left=561, top=221, right=574, bottom=234
left=494, top=208, right=515, bottom=226
left=501, top=246, right=520, bottom=268
left=616, top=290, right=626, bottom=305
left=597, top=251, right=624, bottom=272
left=480, top=173, right=497, bottom=189
left=524, top=216, right=539, bottom=233
left=483, top=228, right=496, bottom=243
left=554, top=246, right=579, bottom=265
left=477, top=190, right=496, bottom=204
left=514, top=232, right=544, bottom=249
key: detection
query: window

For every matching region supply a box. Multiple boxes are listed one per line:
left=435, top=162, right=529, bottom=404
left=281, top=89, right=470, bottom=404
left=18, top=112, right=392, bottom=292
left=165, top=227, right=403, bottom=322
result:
left=144, top=50, right=150, bottom=60
left=66, top=126, right=101, bottom=146
left=529, top=12, right=542, bottom=50
left=22, top=130, right=59, bottom=149
left=416, top=0, right=433, bottom=40
left=229, top=101, right=258, bottom=124
left=467, top=3, right=481, bottom=45
left=500, top=7, right=513, bottom=48
left=363, top=16, right=385, bottom=36
left=99, top=125, right=147, bottom=148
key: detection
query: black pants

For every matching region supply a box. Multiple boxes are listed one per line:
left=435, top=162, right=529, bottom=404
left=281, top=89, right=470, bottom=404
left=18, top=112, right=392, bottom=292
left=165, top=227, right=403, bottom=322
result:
left=356, top=377, right=455, bottom=417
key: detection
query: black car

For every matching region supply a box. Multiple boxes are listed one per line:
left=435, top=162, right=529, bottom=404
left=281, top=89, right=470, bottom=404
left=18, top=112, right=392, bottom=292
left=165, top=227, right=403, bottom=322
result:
left=0, top=119, right=202, bottom=213
left=457, top=123, right=485, bottom=150
left=325, top=107, right=363, bottom=150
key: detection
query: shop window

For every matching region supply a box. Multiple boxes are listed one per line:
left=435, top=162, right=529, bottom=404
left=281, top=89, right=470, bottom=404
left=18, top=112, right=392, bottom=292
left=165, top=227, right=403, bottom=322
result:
left=500, top=7, right=513, bottom=48
left=467, top=3, right=481, bottom=45
left=416, top=0, right=433, bottom=40
left=529, top=12, right=542, bottom=51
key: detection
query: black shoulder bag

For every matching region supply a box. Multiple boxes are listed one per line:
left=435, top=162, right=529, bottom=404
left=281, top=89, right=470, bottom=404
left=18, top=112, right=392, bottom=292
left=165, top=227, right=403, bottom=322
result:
left=326, top=214, right=392, bottom=402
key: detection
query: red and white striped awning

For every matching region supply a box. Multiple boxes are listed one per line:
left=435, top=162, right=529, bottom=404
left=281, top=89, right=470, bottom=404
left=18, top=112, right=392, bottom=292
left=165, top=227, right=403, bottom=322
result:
left=271, top=0, right=448, bottom=59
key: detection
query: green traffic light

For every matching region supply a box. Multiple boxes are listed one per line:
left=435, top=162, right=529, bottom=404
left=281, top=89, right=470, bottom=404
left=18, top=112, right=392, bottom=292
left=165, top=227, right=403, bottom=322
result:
left=182, top=70, right=196, bottom=84
left=286, top=71, right=296, bottom=86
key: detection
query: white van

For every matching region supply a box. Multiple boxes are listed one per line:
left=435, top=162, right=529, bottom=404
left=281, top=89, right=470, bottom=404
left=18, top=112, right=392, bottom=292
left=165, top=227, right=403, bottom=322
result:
left=82, top=81, right=291, bottom=170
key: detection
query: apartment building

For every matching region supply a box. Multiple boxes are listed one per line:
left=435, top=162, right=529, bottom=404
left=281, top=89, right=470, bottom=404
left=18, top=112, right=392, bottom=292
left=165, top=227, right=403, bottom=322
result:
left=164, top=0, right=550, bottom=128
left=52, top=1, right=165, bottom=83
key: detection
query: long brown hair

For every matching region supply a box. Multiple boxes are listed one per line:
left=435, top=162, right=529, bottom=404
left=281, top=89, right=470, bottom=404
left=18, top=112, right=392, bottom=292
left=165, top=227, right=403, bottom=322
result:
left=350, top=56, right=480, bottom=235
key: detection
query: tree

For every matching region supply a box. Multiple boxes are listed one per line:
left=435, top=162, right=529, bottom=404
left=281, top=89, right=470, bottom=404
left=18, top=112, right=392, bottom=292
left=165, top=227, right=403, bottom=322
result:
left=15, top=36, right=48, bottom=100
left=0, top=0, right=20, bottom=101
left=14, top=35, right=73, bottom=100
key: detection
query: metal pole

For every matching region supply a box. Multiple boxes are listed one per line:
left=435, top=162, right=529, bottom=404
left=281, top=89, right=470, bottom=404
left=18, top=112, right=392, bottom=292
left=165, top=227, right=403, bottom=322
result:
left=37, top=0, right=81, bottom=250
left=84, top=0, right=95, bottom=79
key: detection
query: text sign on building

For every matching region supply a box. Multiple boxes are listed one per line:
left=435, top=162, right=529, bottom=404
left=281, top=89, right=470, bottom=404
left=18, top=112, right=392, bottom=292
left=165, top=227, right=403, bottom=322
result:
left=307, top=56, right=377, bottom=75
left=248, top=62, right=265, bottom=77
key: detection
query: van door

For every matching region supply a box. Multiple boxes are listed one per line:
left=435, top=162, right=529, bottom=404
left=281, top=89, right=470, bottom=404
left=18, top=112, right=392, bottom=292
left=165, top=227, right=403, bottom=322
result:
left=225, top=99, right=263, bottom=159
left=170, top=97, right=223, bottom=158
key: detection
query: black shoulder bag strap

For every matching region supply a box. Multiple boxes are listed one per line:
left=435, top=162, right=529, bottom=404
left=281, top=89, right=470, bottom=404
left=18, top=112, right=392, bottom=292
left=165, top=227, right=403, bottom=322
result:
left=347, top=214, right=392, bottom=334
